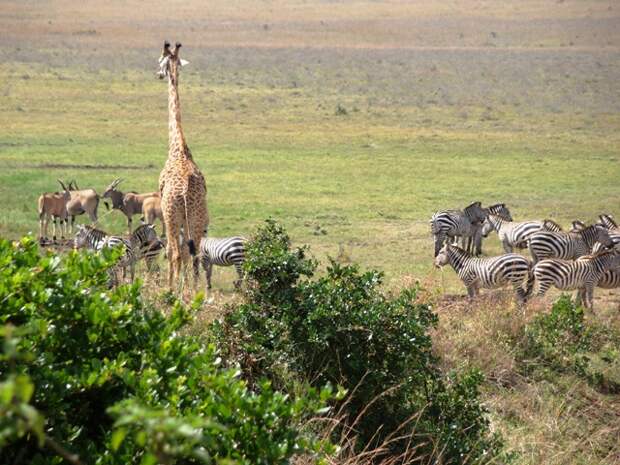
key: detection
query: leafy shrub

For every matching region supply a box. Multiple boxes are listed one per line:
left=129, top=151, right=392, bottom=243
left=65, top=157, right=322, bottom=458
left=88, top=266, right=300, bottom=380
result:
left=213, top=220, right=502, bottom=463
left=0, top=237, right=331, bottom=464
left=520, top=295, right=620, bottom=393
left=522, top=295, right=591, bottom=374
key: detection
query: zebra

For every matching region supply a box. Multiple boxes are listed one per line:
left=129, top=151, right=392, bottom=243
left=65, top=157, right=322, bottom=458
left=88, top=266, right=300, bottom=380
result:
left=528, top=224, right=613, bottom=263
left=595, top=268, right=620, bottom=291
left=196, top=236, right=247, bottom=290
left=73, top=225, right=135, bottom=285
left=597, top=214, right=620, bottom=249
left=130, top=224, right=164, bottom=272
left=529, top=251, right=620, bottom=309
left=434, top=243, right=532, bottom=304
left=481, top=214, right=562, bottom=253
left=430, top=201, right=489, bottom=257
left=470, top=203, right=514, bottom=255
left=598, top=213, right=617, bottom=229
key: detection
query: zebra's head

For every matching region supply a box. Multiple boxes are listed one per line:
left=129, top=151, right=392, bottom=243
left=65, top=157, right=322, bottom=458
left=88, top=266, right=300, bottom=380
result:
left=481, top=215, right=499, bottom=238
left=73, top=225, right=89, bottom=250
left=598, top=214, right=618, bottom=230
left=570, top=220, right=586, bottom=233
left=585, top=249, right=620, bottom=270
left=487, top=203, right=512, bottom=221
left=593, top=225, right=613, bottom=249
left=434, top=244, right=451, bottom=268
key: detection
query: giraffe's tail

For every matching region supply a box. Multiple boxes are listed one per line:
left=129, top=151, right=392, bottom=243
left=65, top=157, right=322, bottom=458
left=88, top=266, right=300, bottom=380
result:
left=182, top=193, right=197, bottom=256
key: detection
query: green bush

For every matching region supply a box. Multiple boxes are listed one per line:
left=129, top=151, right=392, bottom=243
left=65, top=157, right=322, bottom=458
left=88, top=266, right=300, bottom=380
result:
left=0, top=237, right=331, bottom=464
left=520, top=295, right=620, bottom=393
left=213, top=220, right=502, bottom=463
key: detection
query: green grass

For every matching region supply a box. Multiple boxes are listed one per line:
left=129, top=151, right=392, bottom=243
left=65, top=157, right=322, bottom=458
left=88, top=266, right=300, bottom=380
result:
left=1, top=63, right=618, bottom=292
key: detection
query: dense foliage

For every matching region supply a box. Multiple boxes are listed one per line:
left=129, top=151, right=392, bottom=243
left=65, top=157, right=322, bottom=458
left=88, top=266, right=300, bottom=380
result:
left=520, top=295, right=620, bottom=393
left=0, top=237, right=331, bottom=465
left=213, top=219, right=502, bottom=463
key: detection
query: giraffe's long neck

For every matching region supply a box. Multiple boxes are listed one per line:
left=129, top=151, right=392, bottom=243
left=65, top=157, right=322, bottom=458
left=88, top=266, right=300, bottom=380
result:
left=167, top=68, right=190, bottom=159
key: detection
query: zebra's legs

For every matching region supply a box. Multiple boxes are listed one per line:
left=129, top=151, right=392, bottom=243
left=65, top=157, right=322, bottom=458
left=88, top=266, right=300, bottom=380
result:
left=584, top=285, right=595, bottom=309
left=535, top=279, right=553, bottom=298
left=474, top=230, right=483, bottom=256
left=234, top=264, right=244, bottom=290
left=502, top=240, right=513, bottom=254
left=575, top=288, right=585, bottom=307
left=466, top=285, right=476, bottom=299
left=205, top=262, right=213, bottom=290
left=514, top=283, right=527, bottom=306
left=192, top=256, right=200, bottom=288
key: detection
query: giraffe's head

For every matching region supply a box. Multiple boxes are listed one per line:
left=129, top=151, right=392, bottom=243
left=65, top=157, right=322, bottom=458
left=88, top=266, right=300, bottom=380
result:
left=157, top=41, right=189, bottom=80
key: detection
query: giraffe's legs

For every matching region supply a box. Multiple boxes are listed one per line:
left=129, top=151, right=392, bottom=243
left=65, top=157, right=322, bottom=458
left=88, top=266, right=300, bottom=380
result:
left=165, top=222, right=181, bottom=290
left=187, top=223, right=206, bottom=291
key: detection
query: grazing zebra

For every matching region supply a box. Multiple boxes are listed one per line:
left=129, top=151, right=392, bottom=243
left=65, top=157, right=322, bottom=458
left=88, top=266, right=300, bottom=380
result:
left=74, top=225, right=135, bottom=285
left=130, top=224, right=164, bottom=272
left=197, top=236, right=247, bottom=290
left=530, top=251, right=620, bottom=309
left=528, top=224, right=613, bottom=263
left=481, top=214, right=562, bottom=253
left=430, top=201, right=488, bottom=257
left=434, top=243, right=532, bottom=304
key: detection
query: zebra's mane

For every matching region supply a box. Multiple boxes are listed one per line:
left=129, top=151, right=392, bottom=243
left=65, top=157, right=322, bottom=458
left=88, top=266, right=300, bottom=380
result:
left=543, top=219, right=563, bottom=232
left=576, top=224, right=603, bottom=236
left=447, top=243, right=472, bottom=257
left=599, top=214, right=618, bottom=229
left=81, top=225, right=108, bottom=236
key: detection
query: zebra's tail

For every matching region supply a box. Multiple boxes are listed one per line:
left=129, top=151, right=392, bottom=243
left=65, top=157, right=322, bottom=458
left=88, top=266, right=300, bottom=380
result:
left=182, top=193, right=196, bottom=256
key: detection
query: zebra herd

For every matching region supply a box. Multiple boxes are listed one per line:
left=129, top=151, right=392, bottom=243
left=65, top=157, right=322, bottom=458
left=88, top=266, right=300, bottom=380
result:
left=431, top=204, right=620, bottom=308
left=72, top=224, right=247, bottom=291
left=37, top=180, right=620, bottom=305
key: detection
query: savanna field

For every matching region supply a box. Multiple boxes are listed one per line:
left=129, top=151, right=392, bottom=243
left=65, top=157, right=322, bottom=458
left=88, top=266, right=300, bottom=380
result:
left=1, top=1, right=619, bottom=464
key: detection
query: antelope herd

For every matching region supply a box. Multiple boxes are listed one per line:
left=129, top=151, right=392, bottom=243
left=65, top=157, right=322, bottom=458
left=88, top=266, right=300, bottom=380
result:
left=431, top=202, right=620, bottom=309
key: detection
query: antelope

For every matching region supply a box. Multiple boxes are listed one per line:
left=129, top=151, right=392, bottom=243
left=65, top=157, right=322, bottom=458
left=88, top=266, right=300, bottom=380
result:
left=65, top=180, right=104, bottom=232
left=141, top=194, right=166, bottom=236
left=102, top=179, right=159, bottom=233
left=38, top=180, right=71, bottom=243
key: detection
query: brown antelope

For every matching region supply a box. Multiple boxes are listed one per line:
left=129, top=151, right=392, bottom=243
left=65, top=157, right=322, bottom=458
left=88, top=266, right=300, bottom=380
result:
left=141, top=195, right=166, bottom=236
left=38, top=180, right=71, bottom=243
left=102, top=179, right=159, bottom=233
left=65, top=180, right=104, bottom=232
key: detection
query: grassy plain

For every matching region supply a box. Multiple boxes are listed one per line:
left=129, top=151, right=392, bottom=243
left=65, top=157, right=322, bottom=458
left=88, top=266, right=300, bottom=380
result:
left=1, top=1, right=619, bottom=463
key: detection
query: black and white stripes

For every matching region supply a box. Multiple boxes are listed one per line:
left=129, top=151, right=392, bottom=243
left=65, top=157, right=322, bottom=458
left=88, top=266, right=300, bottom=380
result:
left=531, top=251, right=620, bottom=308
left=74, top=225, right=135, bottom=285
left=197, top=236, right=247, bottom=290
left=528, top=225, right=612, bottom=263
left=434, top=243, right=532, bottom=304
left=430, top=202, right=488, bottom=256
left=481, top=214, right=562, bottom=253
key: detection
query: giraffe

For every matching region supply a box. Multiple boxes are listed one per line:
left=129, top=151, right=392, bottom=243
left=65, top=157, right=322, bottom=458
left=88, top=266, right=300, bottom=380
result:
left=157, top=41, right=209, bottom=289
